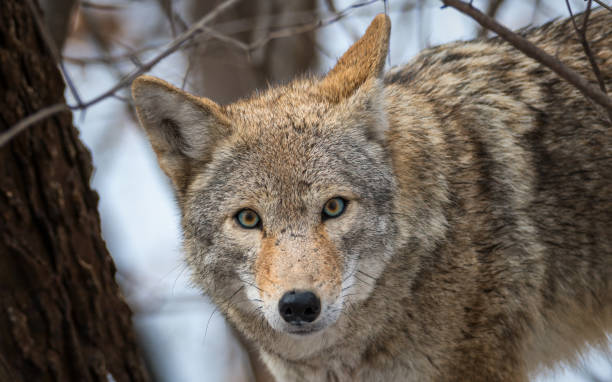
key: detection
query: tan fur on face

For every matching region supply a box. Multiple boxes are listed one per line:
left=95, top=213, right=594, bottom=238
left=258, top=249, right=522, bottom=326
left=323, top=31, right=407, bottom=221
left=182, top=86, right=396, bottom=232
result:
left=256, top=226, right=342, bottom=304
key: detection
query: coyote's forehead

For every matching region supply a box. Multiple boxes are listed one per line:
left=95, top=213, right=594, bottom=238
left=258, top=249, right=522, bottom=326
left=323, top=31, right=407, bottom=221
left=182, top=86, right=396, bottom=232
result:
left=182, top=81, right=390, bottom=214
left=193, top=111, right=389, bottom=229
left=225, top=79, right=331, bottom=130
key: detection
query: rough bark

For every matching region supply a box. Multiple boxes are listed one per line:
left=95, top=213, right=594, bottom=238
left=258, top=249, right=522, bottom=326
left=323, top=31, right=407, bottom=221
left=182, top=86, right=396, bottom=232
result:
left=0, top=1, right=150, bottom=381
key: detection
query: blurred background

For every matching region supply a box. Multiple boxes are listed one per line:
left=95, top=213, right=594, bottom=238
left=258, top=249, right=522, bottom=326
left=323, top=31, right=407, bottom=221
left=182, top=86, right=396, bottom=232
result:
left=41, top=0, right=611, bottom=380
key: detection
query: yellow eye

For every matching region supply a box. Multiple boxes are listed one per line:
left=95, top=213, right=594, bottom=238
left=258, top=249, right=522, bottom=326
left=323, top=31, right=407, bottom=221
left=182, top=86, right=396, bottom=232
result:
left=236, top=209, right=261, bottom=229
left=322, top=197, right=346, bottom=219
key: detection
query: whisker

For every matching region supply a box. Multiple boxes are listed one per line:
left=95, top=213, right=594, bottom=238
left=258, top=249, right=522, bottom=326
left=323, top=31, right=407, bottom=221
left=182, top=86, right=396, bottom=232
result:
left=354, top=274, right=373, bottom=287
left=357, top=270, right=377, bottom=280
left=237, top=276, right=264, bottom=292
left=204, top=286, right=244, bottom=343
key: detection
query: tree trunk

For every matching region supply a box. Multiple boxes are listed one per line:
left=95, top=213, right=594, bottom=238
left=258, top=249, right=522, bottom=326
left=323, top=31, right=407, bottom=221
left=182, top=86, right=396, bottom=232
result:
left=0, top=1, right=150, bottom=381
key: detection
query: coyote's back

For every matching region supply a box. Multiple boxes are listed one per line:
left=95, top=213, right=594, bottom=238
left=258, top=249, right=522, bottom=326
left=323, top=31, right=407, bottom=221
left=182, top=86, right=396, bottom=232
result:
left=382, top=9, right=612, bottom=378
left=132, top=9, right=611, bottom=382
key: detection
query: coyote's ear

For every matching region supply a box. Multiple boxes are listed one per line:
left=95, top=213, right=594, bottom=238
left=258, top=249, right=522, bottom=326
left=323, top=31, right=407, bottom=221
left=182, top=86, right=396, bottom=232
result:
left=319, top=14, right=390, bottom=102
left=132, top=75, right=231, bottom=191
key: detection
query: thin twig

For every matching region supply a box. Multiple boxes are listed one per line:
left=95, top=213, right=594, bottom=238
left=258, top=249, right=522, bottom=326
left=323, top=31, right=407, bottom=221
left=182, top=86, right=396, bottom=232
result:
left=565, top=0, right=608, bottom=96
left=477, top=0, right=505, bottom=38
left=25, top=0, right=84, bottom=108
left=79, top=10, right=131, bottom=90
left=80, top=1, right=124, bottom=11
left=247, top=0, right=379, bottom=54
left=63, top=44, right=163, bottom=65
left=3, top=0, right=384, bottom=147
left=81, top=0, right=241, bottom=108
left=1, top=0, right=240, bottom=147
left=156, top=0, right=178, bottom=37
left=202, top=26, right=250, bottom=51
left=68, top=1, right=380, bottom=67
left=111, top=94, right=133, bottom=104
left=205, top=0, right=379, bottom=51
left=326, top=0, right=361, bottom=40
left=592, top=0, right=611, bottom=12
left=327, top=0, right=340, bottom=14
left=0, top=104, right=71, bottom=146
left=440, top=0, right=612, bottom=121
left=157, top=0, right=381, bottom=58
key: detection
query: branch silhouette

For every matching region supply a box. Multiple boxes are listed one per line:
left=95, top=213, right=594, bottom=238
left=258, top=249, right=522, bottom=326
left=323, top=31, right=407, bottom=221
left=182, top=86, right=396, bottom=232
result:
left=0, top=0, right=382, bottom=147
left=441, top=0, right=612, bottom=123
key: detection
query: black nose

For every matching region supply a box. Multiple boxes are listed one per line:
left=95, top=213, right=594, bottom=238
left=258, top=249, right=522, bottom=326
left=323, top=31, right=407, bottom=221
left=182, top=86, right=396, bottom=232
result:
left=278, top=290, right=321, bottom=324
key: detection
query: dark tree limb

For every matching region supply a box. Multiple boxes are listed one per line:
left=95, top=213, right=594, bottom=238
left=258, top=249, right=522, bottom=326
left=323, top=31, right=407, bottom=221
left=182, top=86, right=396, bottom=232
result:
left=38, top=0, right=77, bottom=49
left=0, top=0, right=381, bottom=147
left=0, top=0, right=241, bottom=147
left=0, top=0, right=151, bottom=380
left=477, top=0, right=505, bottom=37
left=441, top=0, right=612, bottom=122
left=565, top=0, right=608, bottom=95
left=0, top=103, right=70, bottom=147
left=26, top=0, right=83, bottom=108
left=592, top=0, right=611, bottom=12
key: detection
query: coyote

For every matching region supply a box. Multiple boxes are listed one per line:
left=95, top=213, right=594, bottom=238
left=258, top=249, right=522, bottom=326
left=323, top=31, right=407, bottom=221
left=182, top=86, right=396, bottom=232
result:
left=132, top=9, right=611, bottom=382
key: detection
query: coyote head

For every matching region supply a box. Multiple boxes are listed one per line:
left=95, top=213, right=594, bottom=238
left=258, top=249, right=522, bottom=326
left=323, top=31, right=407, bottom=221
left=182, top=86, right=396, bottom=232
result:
left=132, top=15, right=398, bottom=350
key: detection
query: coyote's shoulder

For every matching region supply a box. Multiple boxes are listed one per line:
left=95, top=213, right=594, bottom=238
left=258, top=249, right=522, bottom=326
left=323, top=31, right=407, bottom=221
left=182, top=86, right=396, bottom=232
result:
left=379, top=8, right=612, bottom=379
left=132, top=9, right=612, bottom=382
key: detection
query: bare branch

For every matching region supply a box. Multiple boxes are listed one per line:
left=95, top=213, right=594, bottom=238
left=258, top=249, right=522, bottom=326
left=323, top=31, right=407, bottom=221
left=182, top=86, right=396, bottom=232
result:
left=67, top=1, right=381, bottom=68
left=80, top=2, right=124, bottom=11
left=592, top=0, right=612, bottom=13
left=3, top=0, right=385, bottom=147
left=156, top=0, right=179, bottom=37
left=565, top=0, right=608, bottom=96
left=26, top=0, right=83, bottom=108
left=324, top=0, right=360, bottom=40
left=39, top=0, right=78, bottom=48
left=246, top=0, right=379, bottom=53
left=324, top=0, right=338, bottom=13
left=0, top=104, right=70, bottom=146
left=80, top=0, right=241, bottom=108
left=63, top=45, right=163, bottom=65
left=478, top=0, right=505, bottom=38
left=440, top=0, right=612, bottom=121
left=1, top=0, right=241, bottom=147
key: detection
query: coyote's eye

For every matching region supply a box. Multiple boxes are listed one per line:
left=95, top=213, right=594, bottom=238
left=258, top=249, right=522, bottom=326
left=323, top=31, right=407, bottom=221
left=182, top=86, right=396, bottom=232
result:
left=236, top=209, right=261, bottom=229
left=322, top=197, right=346, bottom=220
